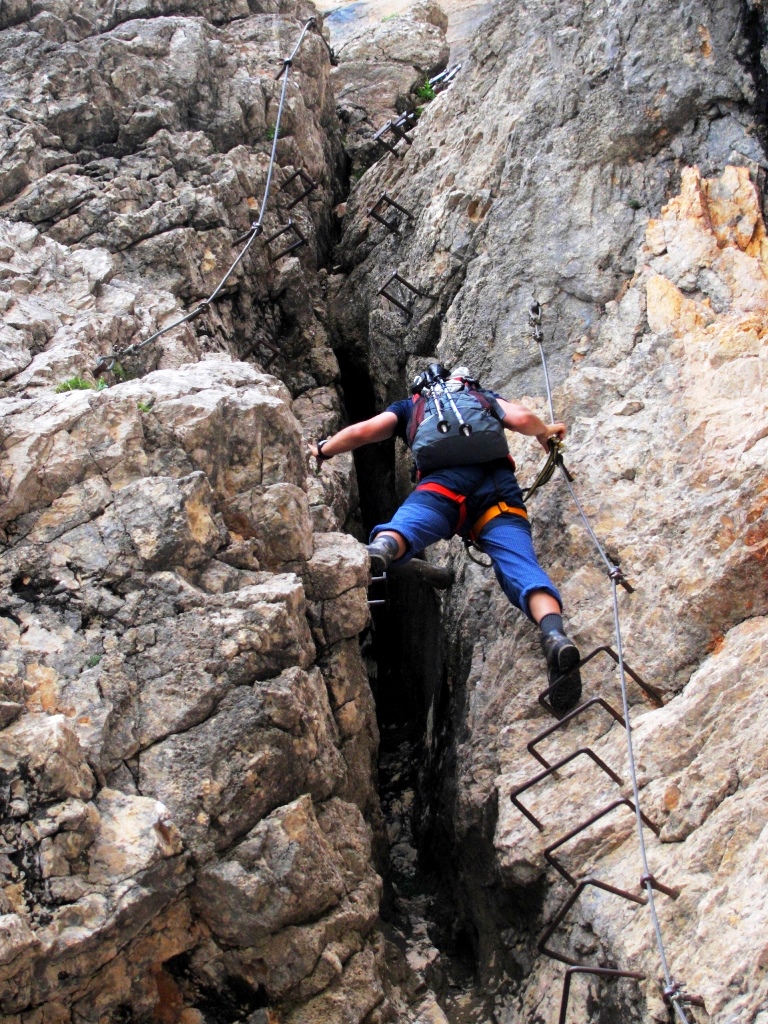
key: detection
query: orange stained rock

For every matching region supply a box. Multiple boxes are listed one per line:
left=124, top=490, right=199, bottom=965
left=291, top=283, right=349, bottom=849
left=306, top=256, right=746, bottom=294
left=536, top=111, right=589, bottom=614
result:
left=704, top=164, right=768, bottom=260
left=646, top=273, right=713, bottom=335
left=24, top=663, right=59, bottom=713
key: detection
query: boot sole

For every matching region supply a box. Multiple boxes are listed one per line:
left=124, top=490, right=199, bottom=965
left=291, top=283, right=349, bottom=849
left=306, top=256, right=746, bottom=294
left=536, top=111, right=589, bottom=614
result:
left=556, top=642, right=580, bottom=674
left=549, top=644, right=582, bottom=716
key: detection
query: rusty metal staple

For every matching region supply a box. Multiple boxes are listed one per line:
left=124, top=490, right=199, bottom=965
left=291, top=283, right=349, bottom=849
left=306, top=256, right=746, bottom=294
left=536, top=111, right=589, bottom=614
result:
left=95, top=17, right=332, bottom=375
left=507, top=303, right=703, bottom=1024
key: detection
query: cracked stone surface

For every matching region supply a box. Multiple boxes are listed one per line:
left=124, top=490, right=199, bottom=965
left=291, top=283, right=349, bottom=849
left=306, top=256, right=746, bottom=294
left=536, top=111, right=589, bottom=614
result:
left=327, top=1, right=768, bottom=1022
left=3, top=0, right=768, bottom=1022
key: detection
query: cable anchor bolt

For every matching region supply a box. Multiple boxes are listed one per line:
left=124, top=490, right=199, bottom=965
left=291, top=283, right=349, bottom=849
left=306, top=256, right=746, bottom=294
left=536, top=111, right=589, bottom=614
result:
left=233, top=222, right=264, bottom=247
left=609, top=564, right=635, bottom=594
left=92, top=354, right=119, bottom=375
left=640, top=873, right=680, bottom=900
left=188, top=301, right=209, bottom=322
left=663, top=981, right=706, bottom=1010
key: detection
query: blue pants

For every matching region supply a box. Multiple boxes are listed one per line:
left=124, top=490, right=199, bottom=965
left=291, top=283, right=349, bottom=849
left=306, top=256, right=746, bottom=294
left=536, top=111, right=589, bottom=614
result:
left=370, top=463, right=561, bottom=620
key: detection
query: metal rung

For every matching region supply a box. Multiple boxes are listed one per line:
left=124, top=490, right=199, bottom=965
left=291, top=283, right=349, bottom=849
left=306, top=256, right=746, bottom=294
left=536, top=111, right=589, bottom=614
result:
left=264, top=218, right=307, bottom=261
left=373, top=112, right=418, bottom=157
left=510, top=748, right=624, bottom=832
left=378, top=271, right=436, bottom=319
left=253, top=337, right=281, bottom=368
left=538, top=645, right=664, bottom=719
left=429, top=64, right=462, bottom=91
left=544, top=798, right=660, bottom=887
left=367, top=192, right=414, bottom=234
left=538, top=877, right=647, bottom=966
left=558, top=966, right=646, bottom=1024
left=280, top=168, right=318, bottom=210
left=528, top=697, right=626, bottom=770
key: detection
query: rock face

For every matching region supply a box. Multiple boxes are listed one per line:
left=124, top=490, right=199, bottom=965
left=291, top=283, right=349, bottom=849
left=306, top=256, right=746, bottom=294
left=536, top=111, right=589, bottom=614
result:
left=331, top=2, right=449, bottom=174
left=0, top=3, right=392, bottom=1022
left=3, top=0, right=768, bottom=1022
left=329, top=0, right=768, bottom=1021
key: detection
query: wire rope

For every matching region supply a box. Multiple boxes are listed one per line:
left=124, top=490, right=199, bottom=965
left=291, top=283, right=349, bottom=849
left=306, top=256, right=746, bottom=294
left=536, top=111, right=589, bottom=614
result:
left=530, top=301, right=693, bottom=1024
left=95, top=17, right=331, bottom=372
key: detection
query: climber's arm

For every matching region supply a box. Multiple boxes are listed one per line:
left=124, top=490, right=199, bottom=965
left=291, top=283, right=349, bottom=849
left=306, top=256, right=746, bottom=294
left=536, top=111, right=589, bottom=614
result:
left=496, top=398, right=566, bottom=452
left=309, top=411, right=399, bottom=460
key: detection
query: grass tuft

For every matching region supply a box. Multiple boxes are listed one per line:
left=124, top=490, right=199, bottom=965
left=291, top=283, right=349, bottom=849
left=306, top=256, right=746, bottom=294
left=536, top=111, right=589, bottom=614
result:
left=415, top=79, right=436, bottom=102
left=54, top=376, right=93, bottom=393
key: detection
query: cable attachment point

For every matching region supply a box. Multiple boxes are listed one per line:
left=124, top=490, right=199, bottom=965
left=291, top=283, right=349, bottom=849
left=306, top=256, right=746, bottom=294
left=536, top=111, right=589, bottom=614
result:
left=609, top=564, right=635, bottom=594
left=233, top=222, right=264, bottom=247
left=529, top=300, right=544, bottom=343
left=663, top=981, right=706, bottom=1011
left=275, top=57, right=292, bottom=81
left=188, top=301, right=209, bottom=322
left=93, top=354, right=120, bottom=376
left=641, top=873, right=680, bottom=900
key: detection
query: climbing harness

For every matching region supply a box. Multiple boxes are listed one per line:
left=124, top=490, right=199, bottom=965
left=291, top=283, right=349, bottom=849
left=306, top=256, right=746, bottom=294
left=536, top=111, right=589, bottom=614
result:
left=94, top=18, right=336, bottom=376
left=511, top=301, right=702, bottom=1024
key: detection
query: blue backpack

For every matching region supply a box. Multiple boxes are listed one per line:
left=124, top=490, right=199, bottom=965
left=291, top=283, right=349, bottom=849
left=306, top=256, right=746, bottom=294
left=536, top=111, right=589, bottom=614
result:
left=407, top=385, right=510, bottom=472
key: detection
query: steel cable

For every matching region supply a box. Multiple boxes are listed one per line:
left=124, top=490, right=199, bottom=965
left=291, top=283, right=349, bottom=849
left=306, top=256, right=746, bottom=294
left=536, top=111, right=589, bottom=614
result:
left=95, top=17, right=329, bottom=372
left=530, top=301, right=693, bottom=1024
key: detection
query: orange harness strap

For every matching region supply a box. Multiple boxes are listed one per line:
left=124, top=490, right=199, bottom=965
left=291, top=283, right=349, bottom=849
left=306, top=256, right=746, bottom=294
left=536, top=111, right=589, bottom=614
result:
left=469, top=501, right=528, bottom=542
left=415, top=481, right=468, bottom=532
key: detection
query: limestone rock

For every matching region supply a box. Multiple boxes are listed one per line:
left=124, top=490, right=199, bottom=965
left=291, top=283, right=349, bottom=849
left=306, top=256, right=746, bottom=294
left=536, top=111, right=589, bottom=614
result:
left=193, top=794, right=347, bottom=945
left=331, top=2, right=449, bottom=173
left=88, top=789, right=184, bottom=885
left=138, top=666, right=347, bottom=862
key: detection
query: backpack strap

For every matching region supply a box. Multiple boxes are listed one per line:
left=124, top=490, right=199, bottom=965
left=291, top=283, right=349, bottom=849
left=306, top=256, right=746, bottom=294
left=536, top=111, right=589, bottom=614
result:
left=466, top=386, right=505, bottom=421
left=414, top=480, right=468, bottom=532
left=406, top=395, right=427, bottom=447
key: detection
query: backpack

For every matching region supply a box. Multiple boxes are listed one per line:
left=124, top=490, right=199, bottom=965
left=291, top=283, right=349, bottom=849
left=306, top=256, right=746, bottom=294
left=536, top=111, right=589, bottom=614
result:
left=406, top=384, right=510, bottom=472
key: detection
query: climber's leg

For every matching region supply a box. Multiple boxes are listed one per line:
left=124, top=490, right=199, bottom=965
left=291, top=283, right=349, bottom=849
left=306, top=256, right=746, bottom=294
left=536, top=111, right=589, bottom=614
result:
left=476, top=515, right=582, bottom=715
left=368, top=490, right=459, bottom=573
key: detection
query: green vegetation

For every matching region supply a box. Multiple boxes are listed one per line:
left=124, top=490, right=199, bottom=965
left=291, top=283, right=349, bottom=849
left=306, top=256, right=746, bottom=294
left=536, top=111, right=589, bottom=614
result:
left=54, top=376, right=94, bottom=393
left=85, top=654, right=102, bottom=668
left=351, top=167, right=365, bottom=183
left=415, top=79, right=436, bottom=103
left=137, top=400, right=154, bottom=413
left=265, top=125, right=276, bottom=141
left=55, top=375, right=116, bottom=393
left=627, top=198, right=643, bottom=210
left=382, top=13, right=398, bottom=22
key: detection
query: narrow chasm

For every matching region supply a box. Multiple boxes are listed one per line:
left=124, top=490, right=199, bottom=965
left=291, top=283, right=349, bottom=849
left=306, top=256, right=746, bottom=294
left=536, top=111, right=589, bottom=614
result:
left=334, top=352, right=511, bottom=1022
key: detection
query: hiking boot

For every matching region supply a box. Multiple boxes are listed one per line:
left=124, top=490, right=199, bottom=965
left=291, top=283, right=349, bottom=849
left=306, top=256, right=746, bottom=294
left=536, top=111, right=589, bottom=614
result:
left=366, top=535, right=400, bottom=575
left=541, top=630, right=582, bottom=716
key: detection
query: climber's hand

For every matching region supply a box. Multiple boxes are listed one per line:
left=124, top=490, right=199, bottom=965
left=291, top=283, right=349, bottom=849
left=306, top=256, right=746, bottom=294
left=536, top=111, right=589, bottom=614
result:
left=536, top=422, right=566, bottom=451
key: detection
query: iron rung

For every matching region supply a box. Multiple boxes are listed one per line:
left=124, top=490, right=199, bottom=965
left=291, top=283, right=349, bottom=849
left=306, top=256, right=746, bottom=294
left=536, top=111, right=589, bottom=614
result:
left=280, top=168, right=318, bottom=210
left=544, top=798, right=660, bottom=887
left=264, top=218, right=307, bottom=261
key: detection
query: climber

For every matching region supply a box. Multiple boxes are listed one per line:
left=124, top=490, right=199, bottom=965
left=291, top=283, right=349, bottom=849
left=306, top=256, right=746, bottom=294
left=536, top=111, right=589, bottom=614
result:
left=310, top=364, right=581, bottom=714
